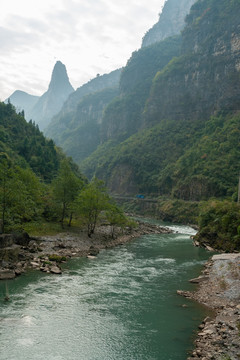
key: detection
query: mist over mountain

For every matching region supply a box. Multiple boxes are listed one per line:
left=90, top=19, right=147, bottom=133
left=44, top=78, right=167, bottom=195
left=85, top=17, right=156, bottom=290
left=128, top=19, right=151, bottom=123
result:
left=6, top=61, right=74, bottom=130
left=5, top=0, right=240, bottom=203
left=45, top=69, right=122, bottom=162
left=81, top=0, right=240, bottom=200
left=5, top=90, right=39, bottom=119
left=28, top=61, right=74, bottom=130
left=142, top=0, right=196, bottom=47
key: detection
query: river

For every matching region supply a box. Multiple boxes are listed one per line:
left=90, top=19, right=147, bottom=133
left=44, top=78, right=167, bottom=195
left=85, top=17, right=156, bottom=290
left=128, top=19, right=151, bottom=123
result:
left=0, top=221, right=211, bottom=360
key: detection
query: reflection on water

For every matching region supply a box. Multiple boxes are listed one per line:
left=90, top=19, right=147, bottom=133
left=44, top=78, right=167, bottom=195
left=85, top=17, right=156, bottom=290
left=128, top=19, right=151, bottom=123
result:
left=0, top=220, right=211, bottom=360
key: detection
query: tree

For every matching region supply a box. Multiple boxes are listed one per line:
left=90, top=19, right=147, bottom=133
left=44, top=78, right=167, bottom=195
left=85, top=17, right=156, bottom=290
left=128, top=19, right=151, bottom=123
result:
left=0, top=155, right=44, bottom=233
left=52, top=160, right=83, bottom=228
left=0, top=155, right=11, bottom=233
left=75, top=177, right=110, bottom=237
left=105, top=204, right=128, bottom=238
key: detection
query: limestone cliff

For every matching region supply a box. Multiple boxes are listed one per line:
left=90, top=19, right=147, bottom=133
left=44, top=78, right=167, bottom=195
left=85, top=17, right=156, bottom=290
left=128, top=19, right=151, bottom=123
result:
left=45, top=69, right=121, bottom=144
left=82, top=0, right=240, bottom=199
left=142, top=0, right=196, bottom=47
left=144, top=0, right=240, bottom=126
left=47, top=87, right=119, bottom=164
left=29, top=61, right=74, bottom=130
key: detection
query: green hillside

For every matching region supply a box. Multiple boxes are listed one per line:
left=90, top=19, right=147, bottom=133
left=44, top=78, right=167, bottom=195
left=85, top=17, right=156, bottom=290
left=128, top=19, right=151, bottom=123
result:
left=81, top=0, right=240, bottom=202
left=0, top=101, right=59, bottom=182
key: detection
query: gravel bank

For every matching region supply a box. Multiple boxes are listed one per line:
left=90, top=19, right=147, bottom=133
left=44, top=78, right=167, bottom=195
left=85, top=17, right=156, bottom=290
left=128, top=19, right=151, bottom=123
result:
left=178, top=253, right=240, bottom=360
left=0, top=221, right=171, bottom=279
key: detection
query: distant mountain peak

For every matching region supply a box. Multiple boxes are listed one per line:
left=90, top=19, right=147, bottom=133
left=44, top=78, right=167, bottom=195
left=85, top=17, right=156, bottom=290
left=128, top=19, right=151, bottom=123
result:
left=48, top=60, right=74, bottom=93
left=26, top=61, right=75, bottom=130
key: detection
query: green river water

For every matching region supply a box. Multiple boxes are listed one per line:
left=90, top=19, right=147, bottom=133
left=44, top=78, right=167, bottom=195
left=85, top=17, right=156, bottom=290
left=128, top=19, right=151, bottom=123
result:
left=0, top=221, right=211, bottom=360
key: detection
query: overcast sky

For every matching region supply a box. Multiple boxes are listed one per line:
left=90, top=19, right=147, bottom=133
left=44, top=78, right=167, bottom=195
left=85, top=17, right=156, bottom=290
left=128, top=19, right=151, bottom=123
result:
left=0, top=0, right=166, bottom=100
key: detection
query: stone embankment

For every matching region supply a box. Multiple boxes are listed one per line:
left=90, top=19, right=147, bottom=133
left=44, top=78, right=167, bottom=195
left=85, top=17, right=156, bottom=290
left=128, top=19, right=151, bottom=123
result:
left=178, top=253, right=240, bottom=360
left=0, top=222, right=171, bottom=280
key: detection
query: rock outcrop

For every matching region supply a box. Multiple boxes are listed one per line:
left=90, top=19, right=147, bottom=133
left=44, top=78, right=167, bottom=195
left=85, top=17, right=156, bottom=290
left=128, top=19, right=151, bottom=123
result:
left=142, top=0, right=196, bottom=47
left=45, top=69, right=121, bottom=162
left=145, top=0, right=240, bottom=126
left=29, top=61, right=74, bottom=130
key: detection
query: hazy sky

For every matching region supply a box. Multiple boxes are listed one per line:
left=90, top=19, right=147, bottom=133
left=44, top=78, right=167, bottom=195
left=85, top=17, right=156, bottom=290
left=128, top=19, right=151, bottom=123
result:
left=0, top=0, right=165, bottom=100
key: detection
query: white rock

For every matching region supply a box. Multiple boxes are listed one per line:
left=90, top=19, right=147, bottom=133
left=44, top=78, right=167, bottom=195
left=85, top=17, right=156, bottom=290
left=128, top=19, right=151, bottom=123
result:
left=50, top=266, right=62, bottom=274
left=212, top=253, right=240, bottom=261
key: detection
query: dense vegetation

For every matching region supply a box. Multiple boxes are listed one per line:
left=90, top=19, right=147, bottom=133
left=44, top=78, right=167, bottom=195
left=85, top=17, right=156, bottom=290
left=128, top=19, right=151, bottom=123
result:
left=79, top=0, right=240, bottom=252
left=3, top=0, right=240, bottom=251
left=0, top=102, right=59, bottom=182
left=0, top=102, right=129, bottom=236
left=195, top=200, right=240, bottom=252
left=82, top=112, right=240, bottom=200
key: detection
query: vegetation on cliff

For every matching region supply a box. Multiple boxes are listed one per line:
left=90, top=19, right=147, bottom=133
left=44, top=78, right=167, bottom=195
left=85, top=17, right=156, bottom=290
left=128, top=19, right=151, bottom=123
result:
left=82, top=112, right=240, bottom=201
left=0, top=101, right=59, bottom=181
left=195, top=200, right=240, bottom=252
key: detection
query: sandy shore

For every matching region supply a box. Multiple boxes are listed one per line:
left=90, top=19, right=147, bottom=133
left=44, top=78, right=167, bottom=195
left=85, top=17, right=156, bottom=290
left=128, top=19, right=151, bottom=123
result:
left=178, top=253, right=240, bottom=360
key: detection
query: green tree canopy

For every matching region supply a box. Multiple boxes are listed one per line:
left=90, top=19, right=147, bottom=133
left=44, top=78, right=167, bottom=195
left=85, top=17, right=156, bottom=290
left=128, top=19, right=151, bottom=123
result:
left=52, top=159, right=84, bottom=228
left=75, top=177, right=111, bottom=237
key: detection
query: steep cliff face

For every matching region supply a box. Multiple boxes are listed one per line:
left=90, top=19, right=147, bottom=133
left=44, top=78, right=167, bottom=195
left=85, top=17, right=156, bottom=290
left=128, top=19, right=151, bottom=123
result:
left=29, top=61, right=74, bottom=130
left=144, top=0, right=240, bottom=127
left=142, top=0, right=196, bottom=47
left=82, top=0, right=240, bottom=199
left=100, top=36, right=181, bottom=142
left=45, top=69, right=121, bottom=142
left=47, top=87, right=119, bottom=164
left=49, top=69, right=121, bottom=122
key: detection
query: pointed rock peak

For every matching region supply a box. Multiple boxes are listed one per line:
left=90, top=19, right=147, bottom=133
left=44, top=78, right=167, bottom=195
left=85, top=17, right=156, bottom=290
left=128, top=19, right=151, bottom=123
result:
left=48, top=60, right=74, bottom=92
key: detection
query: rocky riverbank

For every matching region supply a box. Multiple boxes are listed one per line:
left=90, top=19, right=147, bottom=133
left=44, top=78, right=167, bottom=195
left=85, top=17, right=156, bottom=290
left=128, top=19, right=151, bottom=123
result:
left=178, top=253, right=240, bottom=360
left=0, top=221, right=171, bottom=280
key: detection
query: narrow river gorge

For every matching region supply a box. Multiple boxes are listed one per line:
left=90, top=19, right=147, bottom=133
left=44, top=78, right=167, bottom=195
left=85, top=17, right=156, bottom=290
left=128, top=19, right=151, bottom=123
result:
left=0, top=221, right=212, bottom=360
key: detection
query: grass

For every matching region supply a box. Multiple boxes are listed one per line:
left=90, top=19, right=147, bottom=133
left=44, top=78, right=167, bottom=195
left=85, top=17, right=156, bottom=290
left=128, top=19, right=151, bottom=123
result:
left=23, top=219, right=85, bottom=237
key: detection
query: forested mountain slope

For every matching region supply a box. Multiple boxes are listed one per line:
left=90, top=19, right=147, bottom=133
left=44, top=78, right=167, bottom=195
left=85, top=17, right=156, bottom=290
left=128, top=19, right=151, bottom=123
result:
left=5, top=90, right=39, bottom=119
left=0, top=101, right=60, bottom=182
left=82, top=0, right=240, bottom=200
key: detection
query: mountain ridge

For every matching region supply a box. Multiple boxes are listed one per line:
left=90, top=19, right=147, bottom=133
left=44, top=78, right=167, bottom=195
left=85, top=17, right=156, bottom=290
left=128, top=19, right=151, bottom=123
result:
left=142, top=0, right=196, bottom=47
left=6, top=61, right=74, bottom=130
left=81, top=0, right=240, bottom=200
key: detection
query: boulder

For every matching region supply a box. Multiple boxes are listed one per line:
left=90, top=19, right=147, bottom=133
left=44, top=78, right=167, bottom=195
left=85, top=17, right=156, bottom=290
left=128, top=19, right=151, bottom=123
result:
left=0, top=245, right=21, bottom=262
left=15, top=268, right=23, bottom=276
left=50, top=266, right=62, bottom=274
left=88, top=246, right=99, bottom=256
left=205, top=245, right=215, bottom=251
left=87, top=255, right=97, bottom=260
left=0, top=234, right=14, bottom=248
left=13, top=232, right=30, bottom=247
left=28, top=241, right=39, bottom=253
left=212, top=253, right=240, bottom=261
left=0, top=269, right=16, bottom=280
left=189, top=276, right=208, bottom=284
left=30, top=261, right=40, bottom=268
